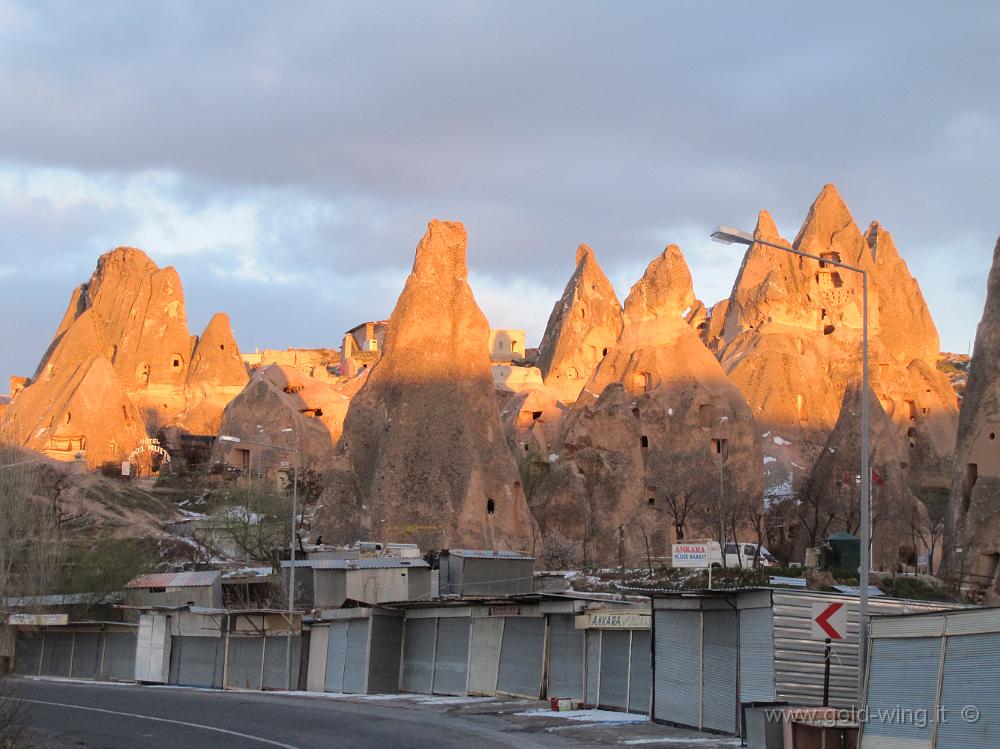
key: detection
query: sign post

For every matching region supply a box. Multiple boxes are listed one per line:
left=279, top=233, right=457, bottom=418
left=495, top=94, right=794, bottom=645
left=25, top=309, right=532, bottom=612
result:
left=811, top=601, right=846, bottom=706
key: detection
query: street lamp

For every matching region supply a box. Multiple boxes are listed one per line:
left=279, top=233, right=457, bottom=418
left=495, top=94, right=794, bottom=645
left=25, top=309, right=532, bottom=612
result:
left=219, top=432, right=300, bottom=691
left=711, top=224, right=872, bottom=696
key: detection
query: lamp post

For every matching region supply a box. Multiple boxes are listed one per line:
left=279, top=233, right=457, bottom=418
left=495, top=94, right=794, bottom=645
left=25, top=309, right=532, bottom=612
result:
left=219, top=431, right=299, bottom=690
left=710, top=224, right=871, bottom=696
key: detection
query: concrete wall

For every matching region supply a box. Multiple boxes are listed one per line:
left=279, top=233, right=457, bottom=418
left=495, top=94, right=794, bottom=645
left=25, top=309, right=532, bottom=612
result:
left=124, top=581, right=222, bottom=609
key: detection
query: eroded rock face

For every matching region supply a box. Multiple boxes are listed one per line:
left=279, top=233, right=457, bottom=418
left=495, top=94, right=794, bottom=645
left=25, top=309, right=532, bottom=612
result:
left=183, top=313, right=250, bottom=435
left=804, top=382, right=930, bottom=570
left=942, top=236, right=1000, bottom=598
left=714, top=186, right=957, bottom=511
left=531, top=245, right=764, bottom=565
left=537, top=245, right=623, bottom=404
left=213, top=364, right=359, bottom=470
left=2, top=247, right=246, bottom=467
left=317, top=221, right=538, bottom=552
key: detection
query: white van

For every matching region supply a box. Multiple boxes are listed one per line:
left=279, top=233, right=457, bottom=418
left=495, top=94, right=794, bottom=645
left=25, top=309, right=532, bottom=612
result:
left=703, top=541, right=779, bottom=568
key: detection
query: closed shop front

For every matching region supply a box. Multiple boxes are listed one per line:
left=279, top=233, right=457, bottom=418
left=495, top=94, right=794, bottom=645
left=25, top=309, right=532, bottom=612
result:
left=322, top=621, right=349, bottom=692
left=497, top=616, right=545, bottom=698
left=547, top=614, right=584, bottom=700
left=650, top=589, right=957, bottom=737
left=572, top=609, right=651, bottom=714
left=308, top=610, right=402, bottom=695
left=432, top=617, right=471, bottom=695
left=170, top=636, right=224, bottom=688
left=468, top=617, right=503, bottom=695
left=401, top=617, right=436, bottom=694
left=861, top=608, right=1000, bottom=749
left=14, top=626, right=137, bottom=683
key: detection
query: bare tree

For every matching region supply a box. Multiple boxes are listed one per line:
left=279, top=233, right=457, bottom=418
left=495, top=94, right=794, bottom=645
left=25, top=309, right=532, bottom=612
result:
left=662, top=491, right=701, bottom=542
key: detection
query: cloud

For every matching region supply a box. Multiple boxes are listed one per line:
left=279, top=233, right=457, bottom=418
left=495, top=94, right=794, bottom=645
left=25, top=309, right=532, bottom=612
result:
left=1, top=1, right=998, bottom=389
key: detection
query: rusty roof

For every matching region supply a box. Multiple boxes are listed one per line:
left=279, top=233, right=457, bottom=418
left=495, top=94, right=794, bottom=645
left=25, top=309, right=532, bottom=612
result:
left=126, top=571, right=221, bottom=589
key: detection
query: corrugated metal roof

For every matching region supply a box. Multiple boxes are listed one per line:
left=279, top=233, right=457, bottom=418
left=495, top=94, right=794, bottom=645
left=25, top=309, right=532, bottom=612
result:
left=126, top=571, right=221, bottom=589
left=445, top=549, right=534, bottom=560
left=280, top=558, right=429, bottom=570
left=832, top=584, right=885, bottom=597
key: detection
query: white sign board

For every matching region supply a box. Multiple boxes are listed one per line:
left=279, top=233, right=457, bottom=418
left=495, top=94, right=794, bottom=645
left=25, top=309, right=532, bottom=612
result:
left=576, top=612, right=651, bottom=629
left=8, top=613, right=68, bottom=626
left=672, top=543, right=709, bottom=568
left=811, top=601, right=847, bottom=640
left=121, top=461, right=131, bottom=476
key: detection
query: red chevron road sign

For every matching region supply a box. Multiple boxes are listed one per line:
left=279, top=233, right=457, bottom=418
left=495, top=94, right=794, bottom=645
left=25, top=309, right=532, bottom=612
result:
left=811, top=601, right=847, bottom=640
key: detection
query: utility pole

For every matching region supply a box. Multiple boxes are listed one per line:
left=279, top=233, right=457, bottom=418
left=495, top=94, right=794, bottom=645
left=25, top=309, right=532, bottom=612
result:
left=618, top=525, right=625, bottom=598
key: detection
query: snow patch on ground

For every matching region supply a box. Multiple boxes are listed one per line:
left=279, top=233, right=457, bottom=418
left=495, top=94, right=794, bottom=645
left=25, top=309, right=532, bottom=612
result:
left=516, top=708, right=646, bottom=724
left=763, top=456, right=776, bottom=464
left=772, top=435, right=791, bottom=446
left=622, top=738, right=742, bottom=746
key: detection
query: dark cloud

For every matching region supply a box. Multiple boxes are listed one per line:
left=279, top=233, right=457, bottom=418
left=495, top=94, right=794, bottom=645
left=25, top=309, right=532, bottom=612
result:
left=1, top=0, right=998, bottom=387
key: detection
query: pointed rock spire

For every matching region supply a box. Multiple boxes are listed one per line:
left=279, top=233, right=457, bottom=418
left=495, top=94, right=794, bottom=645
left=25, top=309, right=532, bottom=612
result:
left=182, top=313, right=250, bottom=434
left=536, top=244, right=623, bottom=404
left=530, top=243, right=763, bottom=565
left=317, top=220, right=537, bottom=552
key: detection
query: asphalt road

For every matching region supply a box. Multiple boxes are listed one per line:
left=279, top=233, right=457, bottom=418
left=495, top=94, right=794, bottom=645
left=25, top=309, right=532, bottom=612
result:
left=6, top=678, right=587, bottom=749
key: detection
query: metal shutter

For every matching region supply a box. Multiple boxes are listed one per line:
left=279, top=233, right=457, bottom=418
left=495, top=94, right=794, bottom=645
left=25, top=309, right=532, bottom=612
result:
left=102, top=632, right=136, bottom=682
left=468, top=617, right=503, bottom=695
left=497, top=617, right=545, bottom=698
left=702, top=609, right=738, bottom=734
left=226, top=638, right=263, bottom=690
left=935, top=633, right=1000, bottom=749
left=585, top=629, right=602, bottom=706
left=598, top=630, right=631, bottom=710
left=433, top=617, right=471, bottom=695
left=324, top=621, right=348, bottom=693
left=40, top=631, right=73, bottom=677
left=861, top=636, right=939, bottom=749
left=401, top=618, right=436, bottom=694
left=14, top=631, right=42, bottom=675
left=653, top=609, right=701, bottom=727
left=739, top=607, right=775, bottom=703
left=628, top=631, right=651, bottom=715
left=367, top=615, right=402, bottom=694
left=262, top=636, right=301, bottom=691
left=547, top=614, right=584, bottom=700
left=70, top=633, right=100, bottom=679
left=172, top=636, right=223, bottom=688
left=343, top=620, right=370, bottom=694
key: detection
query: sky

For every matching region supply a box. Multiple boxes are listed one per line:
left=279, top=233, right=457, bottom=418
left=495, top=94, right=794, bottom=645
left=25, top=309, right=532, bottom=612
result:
left=1, top=1, right=998, bottom=390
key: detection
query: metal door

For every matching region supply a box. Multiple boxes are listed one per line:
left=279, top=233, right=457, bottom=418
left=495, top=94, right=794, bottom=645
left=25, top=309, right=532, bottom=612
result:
left=585, top=629, right=602, bottom=706
left=40, top=631, right=73, bottom=677
left=861, top=636, right=940, bottom=749
left=102, top=631, right=137, bottom=681
left=653, top=609, right=701, bottom=727
left=739, top=606, right=775, bottom=703
left=343, top=619, right=369, bottom=694
left=497, top=617, right=545, bottom=698
left=468, top=617, right=503, bottom=695
left=171, top=636, right=223, bottom=688
left=547, top=614, right=584, bottom=700
left=432, top=617, right=471, bottom=695
left=702, top=609, right=738, bottom=733
left=324, top=621, right=348, bottom=692
left=262, top=636, right=301, bottom=691
left=401, top=618, right=436, bottom=694
left=70, top=632, right=100, bottom=679
left=367, top=615, right=403, bottom=694
left=226, top=637, right=263, bottom=690
left=935, top=633, right=1000, bottom=749
left=14, top=631, right=42, bottom=675
left=598, top=630, right=631, bottom=710
left=628, top=631, right=651, bottom=715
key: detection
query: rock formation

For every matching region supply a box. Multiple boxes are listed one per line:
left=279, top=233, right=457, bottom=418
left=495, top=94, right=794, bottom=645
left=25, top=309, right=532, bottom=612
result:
left=316, top=221, right=538, bottom=551
left=531, top=245, right=764, bottom=565
left=183, top=313, right=250, bottom=434
left=942, top=236, right=1000, bottom=598
left=804, top=382, right=930, bottom=570
left=2, top=247, right=247, bottom=468
left=213, top=364, right=360, bottom=470
left=713, top=185, right=957, bottom=515
left=537, top=245, right=623, bottom=404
